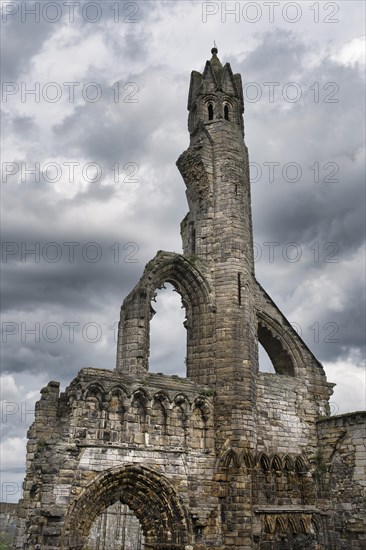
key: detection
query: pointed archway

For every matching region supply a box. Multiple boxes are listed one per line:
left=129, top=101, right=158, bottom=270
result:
left=62, top=464, right=192, bottom=549
left=116, top=251, right=214, bottom=385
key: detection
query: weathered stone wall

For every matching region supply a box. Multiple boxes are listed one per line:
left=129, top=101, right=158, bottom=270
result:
left=257, top=373, right=319, bottom=455
left=15, top=372, right=220, bottom=549
left=15, top=373, right=365, bottom=549
left=317, top=412, right=366, bottom=549
left=0, top=502, right=18, bottom=547
left=86, top=501, right=144, bottom=549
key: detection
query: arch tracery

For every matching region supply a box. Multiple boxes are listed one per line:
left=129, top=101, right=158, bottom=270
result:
left=62, top=464, right=192, bottom=549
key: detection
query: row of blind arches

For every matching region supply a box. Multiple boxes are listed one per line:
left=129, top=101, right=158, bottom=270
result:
left=220, top=448, right=310, bottom=475
left=70, top=384, right=212, bottom=447
left=76, top=384, right=211, bottom=412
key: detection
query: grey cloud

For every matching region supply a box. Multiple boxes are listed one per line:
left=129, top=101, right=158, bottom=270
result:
left=237, top=29, right=308, bottom=82
left=1, top=9, right=364, bottom=436
left=1, top=7, right=54, bottom=80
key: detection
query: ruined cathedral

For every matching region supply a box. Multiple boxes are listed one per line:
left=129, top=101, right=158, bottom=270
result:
left=15, top=49, right=365, bottom=549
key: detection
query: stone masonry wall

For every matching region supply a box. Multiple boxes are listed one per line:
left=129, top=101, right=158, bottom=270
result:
left=86, top=501, right=144, bottom=549
left=317, top=412, right=366, bottom=549
left=15, top=371, right=221, bottom=549
left=0, top=502, right=18, bottom=547
left=257, top=372, right=319, bottom=455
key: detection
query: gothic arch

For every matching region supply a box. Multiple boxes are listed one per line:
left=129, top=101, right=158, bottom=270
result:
left=106, top=387, right=126, bottom=444
left=257, top=451, right=271, bottom=472
left=173, top=392, right=191, bottom=409
left=62, top=465, right=192, bottom=549
left=153, top=390, right=171, bottom=405
left=116, top=251, right=214, bottom=384
left=129, top=390, right=149, bottom=439
left=257, top=312, right=298, bottom=376
left=107, top=384, right=129, bottom=400
left=271, top=454, right=283, bottom=474
left=150, top=393, right=168, bottom=444
left=241, top=449, right=255, bottom=469
left=83, top=383, right=105, bottom=402
left=143, top=252, right=212, bottom=310
left=81, top=383, right=105, bottom=441
left=222, top=97, right=236, bottom=123
left=295, top=455, right=309, bottom=475
left=284, top=454, right=295, bottom=473
left=221, top=449, right=241, bottom=469
left=203, top=95, right=217, bottom=122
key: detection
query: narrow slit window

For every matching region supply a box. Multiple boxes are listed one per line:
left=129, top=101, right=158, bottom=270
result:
left=191, top=227, right=196, bottom=254
left=237, top=273, right=242, bottom=306
left=224, top=104, right=229, bottom=121
left=208, top=103, right=214, bottom=121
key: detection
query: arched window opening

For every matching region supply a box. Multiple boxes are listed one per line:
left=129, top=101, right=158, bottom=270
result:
left=107, top=392, right=125, bottom=444
left=259, top=453, right=270, bottom=472
left=224, top=104, right=230, bottom=120
left=258, top=342, right=276, bottom=373
left=149, top=283, right=187, bottom=377
left=207, top=103, right=214, bottom=120
left=258, top=323, right=295, bottom=376
left=87, top=501, right=145, bottom=549
left=151, top=395, right=168, bottom=445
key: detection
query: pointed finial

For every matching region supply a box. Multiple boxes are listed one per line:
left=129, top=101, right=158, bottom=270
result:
left=209, top=42, right=222, bottom=74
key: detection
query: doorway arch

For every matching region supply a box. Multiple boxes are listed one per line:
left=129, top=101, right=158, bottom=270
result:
left=62, top=464, right=192, bottom=549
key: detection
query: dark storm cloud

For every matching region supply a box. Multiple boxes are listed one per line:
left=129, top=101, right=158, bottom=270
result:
left=2, top=323, right=118, bottom=379
left=296, top=272, right=364, bottom=364
left=228, top=29, right=366, bottom=370
left=1, top=253, right=140, bottom=312
left=9, top=114, right=38, bottom=137
left=238, top=39, right=364, bottom=242
left=113, top=24, right=150, bottom=62
left=237, top=29, right=308, bottom=82
left=2, top=25, right=363, bottom=380
left=52, top=65, right=188, bottom=166
left=253, top=238, right=365, bottom=361
left=252, top=170, right=365, bottom=253
left=53, top=97, right=147, bottom=165
left=1, top=4, right=365, bottom=494
left=1, top=180, right=117, bottom=233
left=1, top=4, right=55, bottom=80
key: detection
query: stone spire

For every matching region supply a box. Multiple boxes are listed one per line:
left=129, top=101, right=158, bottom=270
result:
left=209, top=46, right=222, bottom=75
left=186, top=48, right=244, bottom=133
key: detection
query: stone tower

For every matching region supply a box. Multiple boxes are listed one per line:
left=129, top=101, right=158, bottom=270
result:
left=15, top=48, right=365, bottom=550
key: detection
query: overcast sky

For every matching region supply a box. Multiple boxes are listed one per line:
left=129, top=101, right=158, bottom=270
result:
left=1, top=0, right=365, bottom=503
